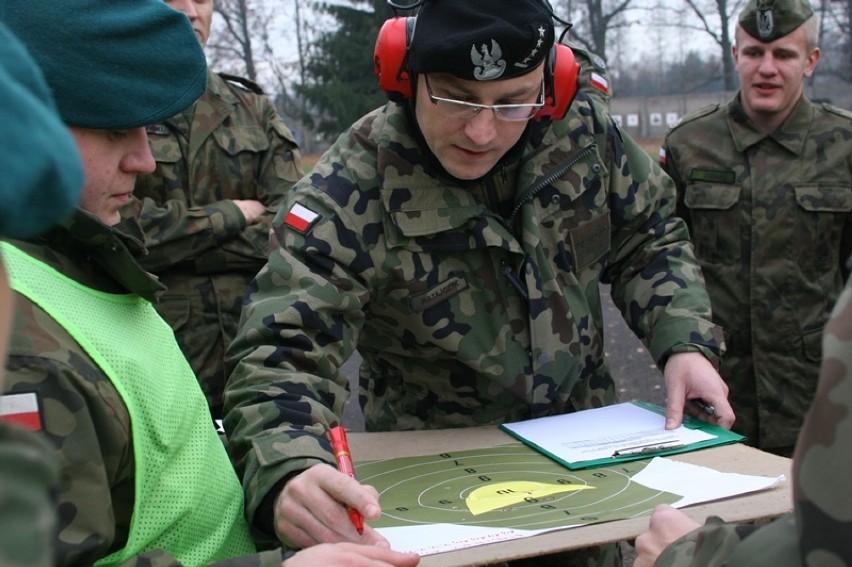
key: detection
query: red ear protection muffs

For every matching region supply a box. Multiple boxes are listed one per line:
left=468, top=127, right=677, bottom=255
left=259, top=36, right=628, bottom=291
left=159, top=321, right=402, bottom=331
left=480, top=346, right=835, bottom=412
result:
left=373, top=17, right=416, bottom=102
left=373, top=16, right=580, bottom=121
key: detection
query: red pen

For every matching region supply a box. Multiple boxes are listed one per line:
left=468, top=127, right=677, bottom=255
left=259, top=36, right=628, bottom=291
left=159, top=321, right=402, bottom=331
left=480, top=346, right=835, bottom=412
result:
left=329, top=425, right=365, bottom=535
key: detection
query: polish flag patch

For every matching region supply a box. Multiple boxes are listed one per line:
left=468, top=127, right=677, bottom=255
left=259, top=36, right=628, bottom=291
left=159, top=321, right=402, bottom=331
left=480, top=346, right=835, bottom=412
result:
left=590, top=72, right=609, bottom=94
left=284, top=203, right=320, bottom=234
left=0, top=392, right=43, bottom=431
left=658, top=147, right=667, bottom=166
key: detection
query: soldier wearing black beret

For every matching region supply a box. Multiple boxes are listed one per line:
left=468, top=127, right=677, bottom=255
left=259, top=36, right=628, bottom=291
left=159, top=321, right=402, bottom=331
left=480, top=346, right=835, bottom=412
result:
left=223, top=1, right=733, bottom=566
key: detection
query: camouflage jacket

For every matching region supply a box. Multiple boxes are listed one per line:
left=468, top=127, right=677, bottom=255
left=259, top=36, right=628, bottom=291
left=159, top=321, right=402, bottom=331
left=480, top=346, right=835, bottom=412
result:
left=654, top=260, right=852, bottom=567
left=0, top=211, right=284, bottom=567
left=567, top=41, right=611, bottom=110
left=0, top=423, right=58, bottom=567
left=223, top=94, right=723, bottom=531
left=121, top=70, right=303, bottom=416
left=661, top=94, right=852, bottom=451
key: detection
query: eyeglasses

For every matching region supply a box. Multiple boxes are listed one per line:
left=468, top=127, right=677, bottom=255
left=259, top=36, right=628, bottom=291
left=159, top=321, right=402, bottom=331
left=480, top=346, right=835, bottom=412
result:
left=424, top=75, right=546, bottom=122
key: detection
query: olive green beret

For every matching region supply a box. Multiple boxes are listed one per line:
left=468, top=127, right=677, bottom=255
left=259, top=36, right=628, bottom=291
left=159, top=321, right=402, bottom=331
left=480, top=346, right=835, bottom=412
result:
left=0, top=0, right=207, bottom=130
left=739, top=0, right=814, bottom=42
left=0, top=23, right=83, bottom=238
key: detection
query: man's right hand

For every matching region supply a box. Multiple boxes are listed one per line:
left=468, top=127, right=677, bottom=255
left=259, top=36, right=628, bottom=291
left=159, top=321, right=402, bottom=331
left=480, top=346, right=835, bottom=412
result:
left=282, top=542, right=420, bottom=567
left=232, top=198, right=266, bottom=224
left=274, top=463, right=387, bottom=549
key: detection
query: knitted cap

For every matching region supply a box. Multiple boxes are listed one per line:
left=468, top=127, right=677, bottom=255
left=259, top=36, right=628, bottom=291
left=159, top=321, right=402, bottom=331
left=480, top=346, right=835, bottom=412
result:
left=0, top=0, right=207, bottom=130
left=0, top=23, right=83, bottom=238
left=739, top=0, right=815, bottom=42
left=409, top=0, right=555, bottom=81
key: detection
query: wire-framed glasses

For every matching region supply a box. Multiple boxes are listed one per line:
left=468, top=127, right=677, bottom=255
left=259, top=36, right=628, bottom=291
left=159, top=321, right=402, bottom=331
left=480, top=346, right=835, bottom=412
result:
left=424, top=75, right=545, bottom=122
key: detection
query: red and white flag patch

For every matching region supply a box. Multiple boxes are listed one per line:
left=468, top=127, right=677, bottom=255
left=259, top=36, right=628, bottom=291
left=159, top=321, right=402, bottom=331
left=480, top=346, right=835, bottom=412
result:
left=284, top=203, right=320, bottom=234
left=0, top=392, right=43, bottom=431
left=590, top=72, right=609, bottom=95
left=658, top=147, right=667, bottom=166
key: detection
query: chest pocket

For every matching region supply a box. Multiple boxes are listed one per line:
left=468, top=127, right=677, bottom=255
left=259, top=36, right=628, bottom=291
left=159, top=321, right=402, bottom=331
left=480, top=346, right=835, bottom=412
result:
left=535, top=181, right=610, bottom=274
left=137, top=129, right=181, bottom=203
left=794, top=184, right=852, bottom=269
left=684, top=183, right=741, bottom=264
left=147, top=134, right=182, bottom=165
left=212, top=125, right=269, bottom=156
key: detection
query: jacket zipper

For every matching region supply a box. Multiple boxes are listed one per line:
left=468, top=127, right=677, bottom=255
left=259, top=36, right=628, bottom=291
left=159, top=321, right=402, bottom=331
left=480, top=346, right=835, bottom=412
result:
left=507, top=144, right=598, bottom=224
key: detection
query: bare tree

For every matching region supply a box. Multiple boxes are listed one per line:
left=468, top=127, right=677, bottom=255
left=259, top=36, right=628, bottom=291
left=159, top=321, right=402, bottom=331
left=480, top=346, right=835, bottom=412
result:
left=557, top=0, right=636, bottom=60
left=817, top=0, right=852, bottom=83
left=207, top=0, right=276, bottom=86
left=675, top=0, right=746, bottom=91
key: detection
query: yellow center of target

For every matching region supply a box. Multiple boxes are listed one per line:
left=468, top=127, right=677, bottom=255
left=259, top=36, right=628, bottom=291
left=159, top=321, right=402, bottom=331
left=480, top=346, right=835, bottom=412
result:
left=465, top=481, right=596, bottom=515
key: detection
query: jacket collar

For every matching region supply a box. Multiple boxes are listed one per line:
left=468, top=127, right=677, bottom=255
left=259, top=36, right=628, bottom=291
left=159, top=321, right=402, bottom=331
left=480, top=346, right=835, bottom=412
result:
left=728, top=93, right=813, bottom=156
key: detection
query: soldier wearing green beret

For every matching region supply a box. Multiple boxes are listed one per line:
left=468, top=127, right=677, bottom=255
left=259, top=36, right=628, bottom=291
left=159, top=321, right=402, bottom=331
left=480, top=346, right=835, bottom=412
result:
left=634, top=254, right=852, bottom=566
left=120, top=0, right=304, bottom=421
left=659, top=0, right=852, bottom=457
left=222, top=0, right=731, bottom=564
left=0, top=1, right=419, bottom=566
left=0, top=21, right=83, bottom=567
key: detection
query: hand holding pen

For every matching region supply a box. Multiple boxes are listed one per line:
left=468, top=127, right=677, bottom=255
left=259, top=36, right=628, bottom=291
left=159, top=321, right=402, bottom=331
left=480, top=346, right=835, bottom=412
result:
left=662, top=352, right=735, bottom=430
left=329, top=425, right=365, bottom=535
left=269, top=442, right=386, bottom=548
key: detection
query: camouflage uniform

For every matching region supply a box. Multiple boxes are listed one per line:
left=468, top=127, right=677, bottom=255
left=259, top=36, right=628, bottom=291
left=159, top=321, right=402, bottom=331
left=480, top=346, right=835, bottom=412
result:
left=223, top=92, right=723, bottom=539
left=0, top=423, right=58, bottom=567
left=123, top=69, right=303, bottom=419
left=653, top=257, right=852, bottom=567
left=1, top=212, right=285, bottom=567
left=661, top=95, right=852, bottom=453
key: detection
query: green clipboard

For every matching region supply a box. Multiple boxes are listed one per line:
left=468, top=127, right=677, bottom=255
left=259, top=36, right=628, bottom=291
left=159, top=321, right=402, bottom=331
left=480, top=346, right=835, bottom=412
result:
left=500, top=401, right=745, bottom=470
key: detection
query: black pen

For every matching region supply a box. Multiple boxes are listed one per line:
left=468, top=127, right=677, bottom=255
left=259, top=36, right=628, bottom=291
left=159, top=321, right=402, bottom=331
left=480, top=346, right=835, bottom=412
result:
left=692, top=398, right=716, bottom=417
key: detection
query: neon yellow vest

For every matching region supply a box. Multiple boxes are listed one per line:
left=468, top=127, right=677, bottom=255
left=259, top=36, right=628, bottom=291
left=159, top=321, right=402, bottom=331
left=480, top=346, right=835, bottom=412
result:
left=1, top=242, right=255, bottom=566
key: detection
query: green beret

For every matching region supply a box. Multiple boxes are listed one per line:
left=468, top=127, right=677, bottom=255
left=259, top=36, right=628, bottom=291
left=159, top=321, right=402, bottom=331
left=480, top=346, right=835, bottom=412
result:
left=0, top=23, right=82, bottom=239
left=409, top=0, right=555, bottom=81
left=739, top=0, right=814, bottom=42
left=0, top=0, right=207, bottom=130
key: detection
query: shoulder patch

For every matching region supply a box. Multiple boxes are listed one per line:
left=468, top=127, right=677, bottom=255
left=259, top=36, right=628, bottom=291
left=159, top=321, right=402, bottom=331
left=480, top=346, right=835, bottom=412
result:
left=669, top=103, right=720, bottom=132
left=820, top=103, right=852, bottom=122
left=590, top=72, right=609, bottom=95
left=218, top=72, right=264, bottom=95
left=284, top=203, right=320, bottom=234
left=0, top=392, right=43, bottom=431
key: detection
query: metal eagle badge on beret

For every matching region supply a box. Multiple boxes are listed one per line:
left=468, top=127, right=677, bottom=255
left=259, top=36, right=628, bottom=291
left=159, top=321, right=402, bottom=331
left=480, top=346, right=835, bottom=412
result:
left=470, top=24, right=548, bottom=81
left=471, top=40, right=506, bottom=80
left=739, top=0, right=814, bottom=42
left=756, top=0, right=776, bottom=38
left=408, top=0, right=555, bottom=82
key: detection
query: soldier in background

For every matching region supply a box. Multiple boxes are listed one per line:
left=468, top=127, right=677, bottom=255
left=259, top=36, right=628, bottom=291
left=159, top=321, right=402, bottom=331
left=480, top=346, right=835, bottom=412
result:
left=659, top=0, right=852, bottom=456
left=0, top=21, right=83, bottom=567
left=634, top=255, right=852, bottom=567
left=0, top=1, right=419, bottom=565
left=121, top=0, right=304, bottom=420
left=223, top=1, right=732, bottom=564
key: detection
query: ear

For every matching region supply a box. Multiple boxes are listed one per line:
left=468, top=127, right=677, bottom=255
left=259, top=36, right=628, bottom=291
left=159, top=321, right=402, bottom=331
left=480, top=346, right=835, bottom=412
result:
left=803, top=47, right=821, bottom=78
